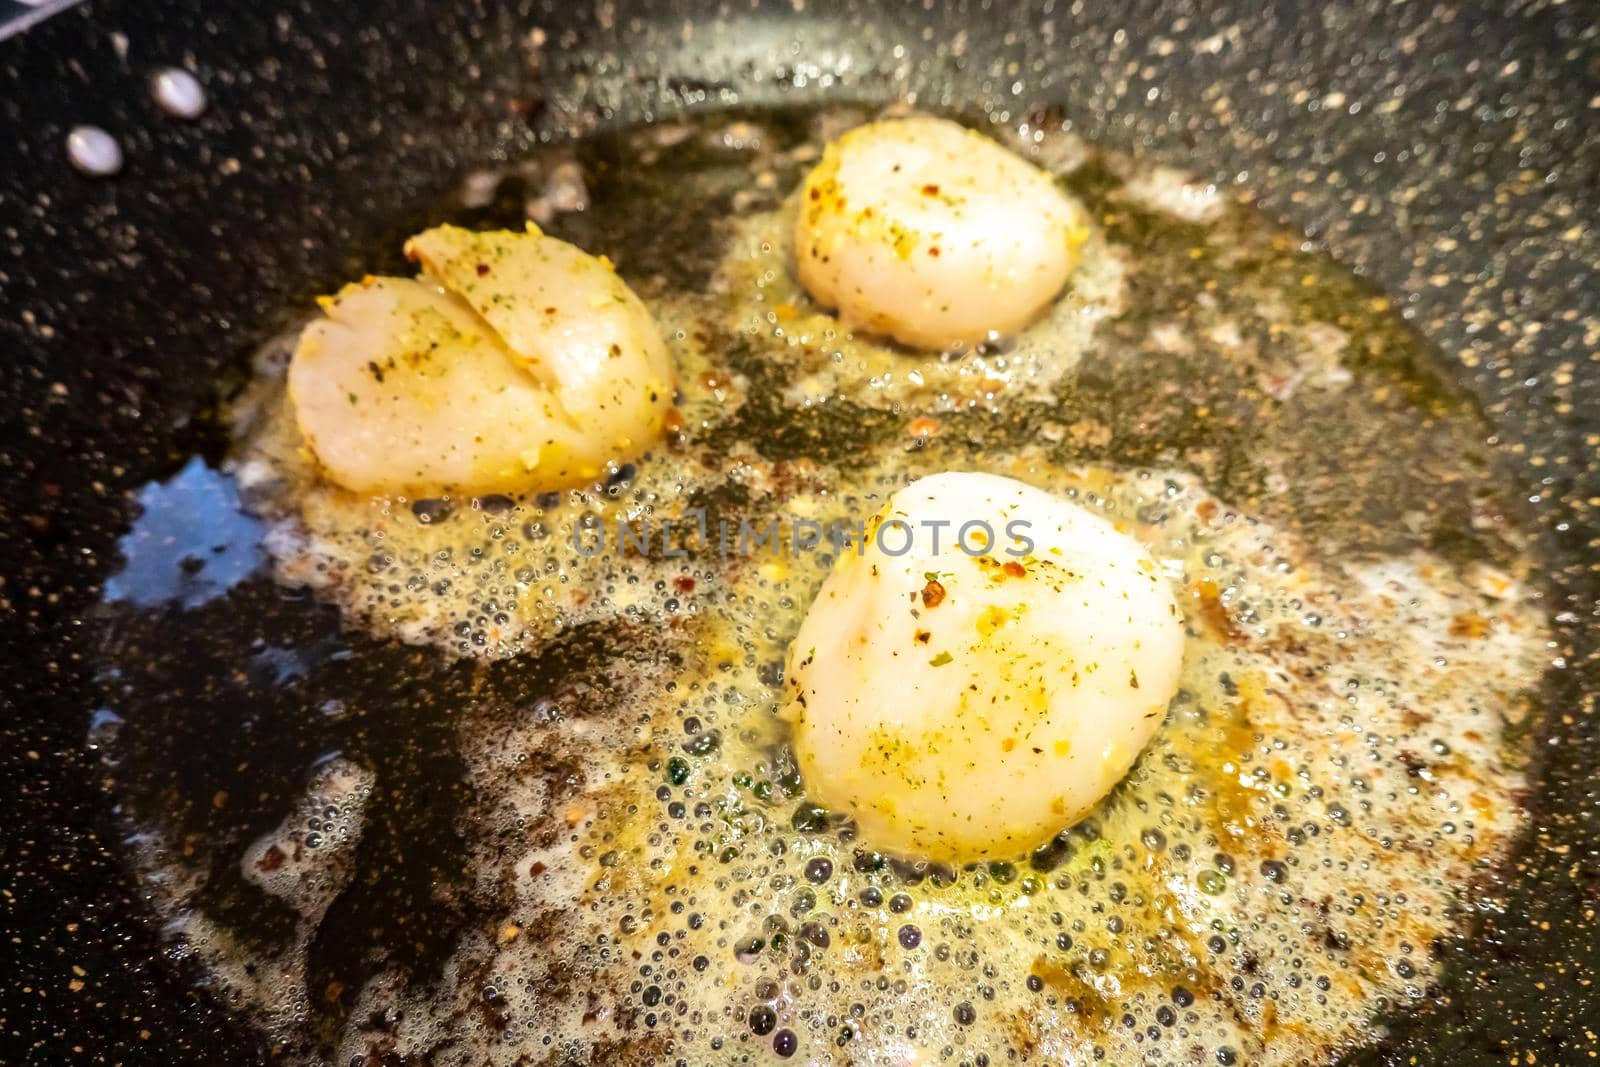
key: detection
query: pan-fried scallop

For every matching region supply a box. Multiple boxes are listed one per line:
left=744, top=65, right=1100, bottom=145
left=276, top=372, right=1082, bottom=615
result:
left=287, top=225, right=673, bottom=496
left=794, top=117, right=1089, bottom=350
left=782, top=471, right=1185, bottom=863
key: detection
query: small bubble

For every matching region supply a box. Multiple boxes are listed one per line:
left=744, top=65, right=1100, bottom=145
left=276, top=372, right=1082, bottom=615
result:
left=412, top=498, right=454, bottom=524
left=897, top=925, right=922, bottom=949
left=683, top=730, right=720, bottom=757
left=665, top=757, right=690, bottom=786
left=852, top=849, right=885, bottom=873
left=804, top=857, right=834, bottom=884
left=887, top=857, right=928, bottom=885
left=791, top=802, right=828, bottom=833
left=800, top=921, right=829, bottom=948
left=773, top=1029, right=798, bottom=1057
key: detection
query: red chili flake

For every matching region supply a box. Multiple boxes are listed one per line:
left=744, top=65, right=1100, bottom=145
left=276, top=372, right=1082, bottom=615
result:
left=673, top=575, right=696, bottom=594
left=921, top=183, right=940, bottom=195
left=475, top=263, right=490, bottom=276
left=1003, top=561, right=1026, bottom=579
left=255, top=845, right=286, bottom=872
left=921, top=579, right=946, bottom=608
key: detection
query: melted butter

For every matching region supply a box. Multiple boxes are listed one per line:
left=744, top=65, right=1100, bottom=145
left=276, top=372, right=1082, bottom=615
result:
left=106, top=106, right=1552, bottom=1066
left=268, top=450, right=1544, bottom=1066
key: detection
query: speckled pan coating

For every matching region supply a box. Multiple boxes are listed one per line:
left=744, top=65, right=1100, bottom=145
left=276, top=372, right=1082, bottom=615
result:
left=0, top=1, right=1594, bottom=1063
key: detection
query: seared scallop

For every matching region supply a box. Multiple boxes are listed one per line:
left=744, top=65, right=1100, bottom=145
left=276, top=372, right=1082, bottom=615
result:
left=288, top=224, right=673, bottom=496
left=782, top=471, right=1184, bottom=863
left=794, top=117, right=1088, bottom=350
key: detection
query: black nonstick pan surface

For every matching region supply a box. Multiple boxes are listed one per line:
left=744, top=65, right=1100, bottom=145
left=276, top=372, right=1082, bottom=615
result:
left=1, top=1, right=1596, bottom=1063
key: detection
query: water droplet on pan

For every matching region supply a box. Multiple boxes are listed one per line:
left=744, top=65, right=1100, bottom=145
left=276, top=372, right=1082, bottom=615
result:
left=151, top=67, right=208, bottom=119
left=67, top=125, right=122, bottom=176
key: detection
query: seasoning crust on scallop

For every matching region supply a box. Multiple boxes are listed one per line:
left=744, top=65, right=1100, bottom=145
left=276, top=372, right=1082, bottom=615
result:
left=288, top=224, right=674, bottom=496
left=794, top=116, right=1089, bottom=350
left=782, top=471, right=1185, bottom=863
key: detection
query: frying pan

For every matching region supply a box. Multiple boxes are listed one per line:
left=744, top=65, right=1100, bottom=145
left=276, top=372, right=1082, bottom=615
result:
left=1, top=0, right=1595, bottom=1062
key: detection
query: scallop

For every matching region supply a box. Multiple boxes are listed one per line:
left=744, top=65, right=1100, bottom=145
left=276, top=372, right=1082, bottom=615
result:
left=287, top=225, right=673, bottom=495
left=781, top=471, right=1184, bottom=863
left=793, top=117, right=1088, bottom=350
